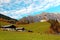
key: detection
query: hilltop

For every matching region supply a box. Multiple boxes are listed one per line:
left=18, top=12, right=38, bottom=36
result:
left=0, top=14, right=18, bottom=24
left=0, top=14, right=17, bottom=21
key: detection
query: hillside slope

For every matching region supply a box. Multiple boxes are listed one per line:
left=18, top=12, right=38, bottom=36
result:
left=0, top=14, right=17, bottom=21
left=18, top=22, right=50, bottom=33
left=0, top=14, right=18, bottom=24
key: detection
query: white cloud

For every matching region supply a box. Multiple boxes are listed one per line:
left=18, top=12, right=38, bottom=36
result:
left=0, top=0, right=11, bottom=4
left=3, top=0, right=11, bottom=3
left=0, top=0, right=60, bottom=19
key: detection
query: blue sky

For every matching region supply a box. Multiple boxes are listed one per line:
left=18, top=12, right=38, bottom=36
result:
left=0, top=0, right=60, bottom=19
left=45, top=5, right=60, bottom=13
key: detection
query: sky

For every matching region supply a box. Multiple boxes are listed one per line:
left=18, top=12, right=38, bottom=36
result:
left=0, top=0, right=60, bottom=19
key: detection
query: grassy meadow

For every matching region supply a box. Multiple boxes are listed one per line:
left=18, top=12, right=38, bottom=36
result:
left=0, top=21, right=60, bottom=40
left=0, top=31, right=60, bottom=40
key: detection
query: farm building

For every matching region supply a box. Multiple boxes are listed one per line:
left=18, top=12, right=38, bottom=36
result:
left=0, top=25, right=16, bottom=31
left=16, top=27, right=26, bottom=32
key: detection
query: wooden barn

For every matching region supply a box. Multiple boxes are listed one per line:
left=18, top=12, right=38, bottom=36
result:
left=0, top=25, right=16, bottom=31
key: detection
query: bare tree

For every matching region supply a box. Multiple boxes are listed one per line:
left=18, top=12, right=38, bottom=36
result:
left=48, top=19, right=60, bottom=34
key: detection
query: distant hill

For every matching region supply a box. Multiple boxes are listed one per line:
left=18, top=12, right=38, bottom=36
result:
left=0, top=14, right=17, bottom=21
left=18, top=12, right=60, bottom=24
left=0, top=14, right=18, bottom=24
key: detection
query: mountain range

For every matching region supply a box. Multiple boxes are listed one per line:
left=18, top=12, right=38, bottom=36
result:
left=0, top=12, right=60, bottom=24
left=19, top=12, right=60, bottom=24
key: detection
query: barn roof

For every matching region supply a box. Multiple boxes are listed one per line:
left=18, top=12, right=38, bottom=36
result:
left=2, top=25, right=14, bottom=27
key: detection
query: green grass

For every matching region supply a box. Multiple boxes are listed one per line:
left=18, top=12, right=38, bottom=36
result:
left=0, top=21, right=60, bottom=40
left=0, top=21, right=10, bottom=26
left=18, top=22, right=50, bottom=33
left=0, top=31, right=60, bottom=40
